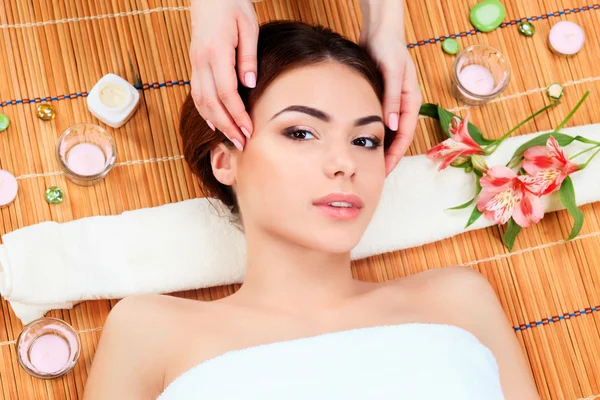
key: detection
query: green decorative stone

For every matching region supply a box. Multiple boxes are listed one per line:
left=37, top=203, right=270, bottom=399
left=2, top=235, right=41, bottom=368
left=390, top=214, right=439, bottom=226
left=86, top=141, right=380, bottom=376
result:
left=547, top=83, right=564, bottom=100
left=442, top=38, right=460, bottom=55
left=0, top=114, right=9, bottom=132
left=470, top=0, right=506, bottom=33
left=45, top=186, right=64, bottom=204
left=518, top=21, right=535, bottom=37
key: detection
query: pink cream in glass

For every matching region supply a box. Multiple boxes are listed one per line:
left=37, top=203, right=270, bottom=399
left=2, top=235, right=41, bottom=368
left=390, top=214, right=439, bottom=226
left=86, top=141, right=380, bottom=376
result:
left=66, top=142, right=107, bottom=176
left=452, top=45, right=511, bottom=106
left=17, top=317, right=80, bottom=379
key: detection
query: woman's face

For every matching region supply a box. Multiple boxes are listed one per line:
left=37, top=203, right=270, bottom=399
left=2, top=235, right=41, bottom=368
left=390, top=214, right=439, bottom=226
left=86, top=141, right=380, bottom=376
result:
left=217, top=61, right=386, bottom=253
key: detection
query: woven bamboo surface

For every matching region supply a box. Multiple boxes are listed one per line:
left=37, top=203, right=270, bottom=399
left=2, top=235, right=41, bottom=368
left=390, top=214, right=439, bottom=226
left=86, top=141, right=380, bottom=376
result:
left=0, top=0, right=599, bottom=399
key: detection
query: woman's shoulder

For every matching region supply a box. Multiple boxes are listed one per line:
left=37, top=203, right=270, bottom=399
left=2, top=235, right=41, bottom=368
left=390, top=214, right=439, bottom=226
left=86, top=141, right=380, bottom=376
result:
left=91, top=295, right=221, bottom=395
left=383, top=266, right=494, bottom=302
left=379, top=266, right=503, bottom=335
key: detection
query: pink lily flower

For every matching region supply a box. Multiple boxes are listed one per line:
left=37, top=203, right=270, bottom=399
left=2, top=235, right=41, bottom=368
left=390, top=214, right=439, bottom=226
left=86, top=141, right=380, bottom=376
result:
left=521, top=136, right=580, bottom=196
left=477, top=166, right=544, bottom=228
left=426, top=114, right=484, bottom=171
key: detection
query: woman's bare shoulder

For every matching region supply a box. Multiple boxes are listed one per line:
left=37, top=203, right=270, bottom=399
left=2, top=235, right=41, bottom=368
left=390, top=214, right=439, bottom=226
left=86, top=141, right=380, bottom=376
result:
left=380, top=266, right=503, bottom=329
left=85, top=294, right=216, bottom=399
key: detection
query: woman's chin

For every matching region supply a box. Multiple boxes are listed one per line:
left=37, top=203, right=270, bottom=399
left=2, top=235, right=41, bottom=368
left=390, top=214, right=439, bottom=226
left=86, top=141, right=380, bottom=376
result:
left=307, top=234, right=363, bottom=255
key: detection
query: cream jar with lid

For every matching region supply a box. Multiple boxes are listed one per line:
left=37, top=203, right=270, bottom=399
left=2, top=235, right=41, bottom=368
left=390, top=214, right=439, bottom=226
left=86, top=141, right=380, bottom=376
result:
left=87, top=73, right=140, bottom=128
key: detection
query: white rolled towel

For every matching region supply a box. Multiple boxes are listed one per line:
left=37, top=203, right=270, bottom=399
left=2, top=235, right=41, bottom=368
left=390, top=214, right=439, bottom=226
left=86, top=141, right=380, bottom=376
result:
left=1, top=124, right=600, bottom=323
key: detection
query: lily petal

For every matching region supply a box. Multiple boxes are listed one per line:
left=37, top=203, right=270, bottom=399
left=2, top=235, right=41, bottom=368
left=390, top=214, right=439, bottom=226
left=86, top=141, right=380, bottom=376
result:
left=480, top=166, right=517, bottom=192
left=512, top=191, right=544, bottom=228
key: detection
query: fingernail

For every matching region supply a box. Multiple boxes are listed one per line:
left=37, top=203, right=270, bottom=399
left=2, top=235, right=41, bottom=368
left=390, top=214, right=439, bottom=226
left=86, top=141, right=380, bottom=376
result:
left=245, top=72, right=256, bottom=88
left=206, top=120, right=216, bottom=131
left=231, top=139, right=244, bottom=152
left=388, top=113, right=399, bottom=131
left=241, top=127, right=251, bottom=138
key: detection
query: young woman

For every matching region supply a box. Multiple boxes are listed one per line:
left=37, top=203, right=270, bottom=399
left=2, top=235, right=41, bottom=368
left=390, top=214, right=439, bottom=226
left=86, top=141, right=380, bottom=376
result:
left=84, top=21, right=540, bottom=399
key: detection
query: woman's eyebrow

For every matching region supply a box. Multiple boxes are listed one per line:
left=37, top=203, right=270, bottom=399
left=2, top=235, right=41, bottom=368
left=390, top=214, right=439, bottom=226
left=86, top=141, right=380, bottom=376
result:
left=270, top=105, right=383, bottom=126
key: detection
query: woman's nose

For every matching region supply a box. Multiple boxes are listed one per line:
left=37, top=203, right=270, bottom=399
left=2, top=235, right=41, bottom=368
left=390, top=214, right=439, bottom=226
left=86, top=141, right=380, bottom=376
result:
left=323, top=146, right=357, bottom=179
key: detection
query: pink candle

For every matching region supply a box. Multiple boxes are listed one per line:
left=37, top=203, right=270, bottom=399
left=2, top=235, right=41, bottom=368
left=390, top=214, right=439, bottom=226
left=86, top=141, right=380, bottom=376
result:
left=0, top=170, right=18, bottom=207
left=458, top=64, right=495, bottom=96
left=29, top=334, right=70, bottom=374
left=66, top=142, right=106, bottom=176
left=549, top=21, right=585, bottom=56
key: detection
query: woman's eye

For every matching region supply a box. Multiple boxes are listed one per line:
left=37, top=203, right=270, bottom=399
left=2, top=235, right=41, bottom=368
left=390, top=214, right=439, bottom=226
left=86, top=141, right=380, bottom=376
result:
left=285, top=128, right=315, bottom=141
left=353, top=137, right=382, bottom=149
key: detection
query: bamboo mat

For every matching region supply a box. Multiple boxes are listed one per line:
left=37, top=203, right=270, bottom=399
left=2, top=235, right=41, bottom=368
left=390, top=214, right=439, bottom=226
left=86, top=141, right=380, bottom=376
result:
left=0, top=0, right=599, bottom=398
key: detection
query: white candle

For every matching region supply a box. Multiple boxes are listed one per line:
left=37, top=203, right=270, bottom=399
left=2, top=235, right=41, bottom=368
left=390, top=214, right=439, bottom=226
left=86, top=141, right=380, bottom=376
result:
left=66, top=143, right=106, bottom=176
left=549, top=21, right=585, bottom=56
left=0, top=170, right=18, bottom=207
left=458, top=64, right=495, bottom=96
left=29, top=334, right=70, bottom=374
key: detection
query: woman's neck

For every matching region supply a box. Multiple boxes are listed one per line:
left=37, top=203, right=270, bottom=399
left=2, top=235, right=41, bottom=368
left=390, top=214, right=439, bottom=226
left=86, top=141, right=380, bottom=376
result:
left=232, top=228, right=364, bottom=315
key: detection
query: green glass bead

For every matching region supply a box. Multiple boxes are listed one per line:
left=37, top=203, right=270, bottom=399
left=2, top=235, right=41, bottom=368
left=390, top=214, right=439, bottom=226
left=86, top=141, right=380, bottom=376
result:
left=45, top=186, right=64, bottom=204
left=470, top=0, right=506, bottom=33
left=0, top=114, right=9, bottom=132
left=442, top=38, right=460, bottom=55
left=546, top=83, right=564, bottom=100
left=518, top=21, right=535, bottom=37
left=36, top=103, right=56, bottom=121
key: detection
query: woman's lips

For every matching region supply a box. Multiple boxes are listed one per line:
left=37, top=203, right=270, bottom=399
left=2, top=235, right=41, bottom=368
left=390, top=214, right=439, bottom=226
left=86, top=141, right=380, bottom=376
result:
left=312, top=193, right=364, bottom=220
left=314, top=204, right=361, bottom=220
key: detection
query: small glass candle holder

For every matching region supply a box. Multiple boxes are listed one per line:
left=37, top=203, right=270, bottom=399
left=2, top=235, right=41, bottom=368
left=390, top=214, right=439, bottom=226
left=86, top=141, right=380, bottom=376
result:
left=56, top=123, right=117, bottom=186
left=17, top=317, right=81, bottom=380
left=452, top=45, right=511, bottom=106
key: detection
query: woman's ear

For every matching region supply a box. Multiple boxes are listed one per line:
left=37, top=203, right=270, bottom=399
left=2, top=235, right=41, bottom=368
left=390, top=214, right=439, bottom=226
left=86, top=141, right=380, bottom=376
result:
left=210, top=142, right=238, bottom=186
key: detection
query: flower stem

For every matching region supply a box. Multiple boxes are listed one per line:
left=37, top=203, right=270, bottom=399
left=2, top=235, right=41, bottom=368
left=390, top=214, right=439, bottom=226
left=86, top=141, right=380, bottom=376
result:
left=485, top=101, right=561, bottom=154
left=569, top=145, right=600, bottom=160
left=579, top=147, right=600, bottom=170
left=554, top=90, right=591, bottom=133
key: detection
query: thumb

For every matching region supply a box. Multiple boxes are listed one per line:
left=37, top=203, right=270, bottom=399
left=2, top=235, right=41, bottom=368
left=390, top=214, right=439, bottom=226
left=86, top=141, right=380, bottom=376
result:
left=236, top=16, right=259, bottom=88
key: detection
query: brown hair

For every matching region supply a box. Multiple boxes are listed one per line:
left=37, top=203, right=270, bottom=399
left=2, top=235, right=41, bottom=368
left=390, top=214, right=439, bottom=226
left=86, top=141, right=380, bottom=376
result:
left=180, top=21, right=391, bottom=214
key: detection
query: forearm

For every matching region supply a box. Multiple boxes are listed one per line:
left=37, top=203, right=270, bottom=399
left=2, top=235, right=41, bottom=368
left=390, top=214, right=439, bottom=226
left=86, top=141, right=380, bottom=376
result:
left=359, top=0, right=405, bottom=41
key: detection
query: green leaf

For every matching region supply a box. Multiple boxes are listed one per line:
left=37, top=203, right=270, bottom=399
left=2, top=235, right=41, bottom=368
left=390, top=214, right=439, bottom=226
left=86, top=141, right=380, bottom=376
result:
left=447, top=177, right=482, bottom=211
left=465, top=206, right=483, bottom=228
left=448, top=197, right=476, bottom=210
left=509, top=132, right=576, bottom=162
left=437, top=105, right=455, bottom=138
left=419, top=103, right=494, bottom=146
left=467, top=122, right=494, bottom=146
left=558, top=176, right=585, bottom=240
left=419, top=103, right=439, bottom=119
left=503, top=218, right=522, bottom=251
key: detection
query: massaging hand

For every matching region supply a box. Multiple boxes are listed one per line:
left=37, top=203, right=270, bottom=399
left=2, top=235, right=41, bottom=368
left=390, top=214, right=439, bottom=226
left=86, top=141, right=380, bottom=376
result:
left=189, top=0, right=259, bottom=151
left=189, top=0, right=422, bottom=171
left=359, top=22, right=423, bottom=176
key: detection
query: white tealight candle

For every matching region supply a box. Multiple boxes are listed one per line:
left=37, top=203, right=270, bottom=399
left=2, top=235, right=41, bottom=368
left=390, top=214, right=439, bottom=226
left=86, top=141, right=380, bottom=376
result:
left=66, top=143, right=106, bottom=176
left=87, top=73, right=140, bottom=128
left=548, top=21, right=585, bottom=56
left=0, top=170, right=18, bottom=207
left=458, top=64, right=495, bottom=96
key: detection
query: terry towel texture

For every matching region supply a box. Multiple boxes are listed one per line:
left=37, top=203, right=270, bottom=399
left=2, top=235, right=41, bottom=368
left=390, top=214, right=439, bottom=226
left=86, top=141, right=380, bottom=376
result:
left=2, top=124, right=600, bottom=323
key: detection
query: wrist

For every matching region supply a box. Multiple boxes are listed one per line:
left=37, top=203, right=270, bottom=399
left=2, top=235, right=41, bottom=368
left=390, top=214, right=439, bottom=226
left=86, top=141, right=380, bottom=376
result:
left=360, top=0, right=405, bottom=41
